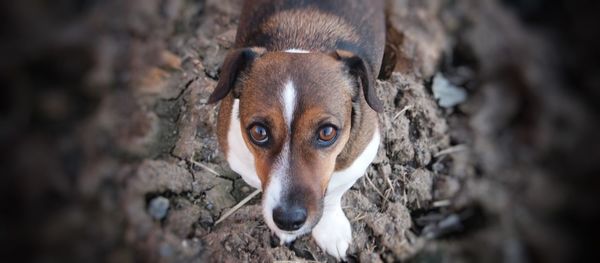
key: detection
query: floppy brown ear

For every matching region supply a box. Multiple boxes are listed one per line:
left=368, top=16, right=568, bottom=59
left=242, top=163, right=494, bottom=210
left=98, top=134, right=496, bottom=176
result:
left=332, top=50, right=384, bottom=112
left=207, top=47, right=265, bottom=103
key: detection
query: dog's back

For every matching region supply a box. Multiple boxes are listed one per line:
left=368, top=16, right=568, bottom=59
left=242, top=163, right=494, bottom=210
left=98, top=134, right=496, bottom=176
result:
left=235, top=0, right=385, bottom=77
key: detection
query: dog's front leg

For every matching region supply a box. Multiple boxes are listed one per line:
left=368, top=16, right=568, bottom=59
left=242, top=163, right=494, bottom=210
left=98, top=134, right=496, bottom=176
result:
left=311, top=182, right=355, bottom=261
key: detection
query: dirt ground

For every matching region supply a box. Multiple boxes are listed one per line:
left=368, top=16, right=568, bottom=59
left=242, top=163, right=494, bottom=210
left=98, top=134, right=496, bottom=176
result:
left=3, top=0, right=600, bottom=262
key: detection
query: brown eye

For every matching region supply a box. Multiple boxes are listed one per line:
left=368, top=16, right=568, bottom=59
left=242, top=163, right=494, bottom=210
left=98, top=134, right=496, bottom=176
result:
left=317, top=125, right=338, bottom=147
left=248, top=124, right=269, bottom=145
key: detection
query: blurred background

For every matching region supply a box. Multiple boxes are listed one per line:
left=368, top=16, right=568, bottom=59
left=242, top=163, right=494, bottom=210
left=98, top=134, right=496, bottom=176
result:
left=1, top=0, right=599, bottom=262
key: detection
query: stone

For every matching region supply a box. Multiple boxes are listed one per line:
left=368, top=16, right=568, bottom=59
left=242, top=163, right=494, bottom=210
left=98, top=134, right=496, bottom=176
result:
left=432, top=73, right=467, bottom=108
left=148, top=196, right=170, bottom=220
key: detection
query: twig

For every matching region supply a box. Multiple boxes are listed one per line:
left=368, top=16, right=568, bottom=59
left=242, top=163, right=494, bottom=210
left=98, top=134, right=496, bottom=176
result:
left=383, top=188, right=392, bottom=208
left=243, top=232, right=258, bottom=244
left=434, top=144, right=468, bottom=158
left=433, top=199, right=451, bottom=207
left=189, top=155, right=221, bottom=177
left=365, top=173, right=386, bottom=199
left=392, top=105, right=413, bottom=120
left=215, top=189, right=261, bottom=225
left=351, top=212, right=366, bottom=223
left=384, top=172, right=395, bottom=194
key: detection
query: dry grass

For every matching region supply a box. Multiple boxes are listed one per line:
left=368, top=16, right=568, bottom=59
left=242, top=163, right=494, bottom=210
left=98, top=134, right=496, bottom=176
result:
left=215, top=188, right=261, bottom=225
left=434, top=144, right=468, bottom=158
left=189, top=153, right=221, bottom=176
left=188, top=154, right=262, bottom=226
left=393, top=105, right=414, bottom=120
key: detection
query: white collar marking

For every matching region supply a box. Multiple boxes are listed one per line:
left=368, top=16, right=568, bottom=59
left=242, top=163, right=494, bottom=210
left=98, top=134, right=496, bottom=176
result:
left=284, top=49, right=310, bottom=54
left=326, top=128, right=381, bottom=203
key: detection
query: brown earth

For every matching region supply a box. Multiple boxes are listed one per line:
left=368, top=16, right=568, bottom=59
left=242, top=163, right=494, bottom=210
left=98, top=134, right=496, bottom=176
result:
left=3, top=0, right=600, bottom=262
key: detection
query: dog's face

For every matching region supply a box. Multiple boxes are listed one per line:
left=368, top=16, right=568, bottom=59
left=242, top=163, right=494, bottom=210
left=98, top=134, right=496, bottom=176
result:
left=209, top=48, right=382, bottom=238
left=239, top=52, right=355, bottom=235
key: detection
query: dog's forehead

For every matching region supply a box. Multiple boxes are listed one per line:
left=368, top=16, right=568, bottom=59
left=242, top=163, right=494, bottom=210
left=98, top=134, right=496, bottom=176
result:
left=241, top=52, right=352, bottom=116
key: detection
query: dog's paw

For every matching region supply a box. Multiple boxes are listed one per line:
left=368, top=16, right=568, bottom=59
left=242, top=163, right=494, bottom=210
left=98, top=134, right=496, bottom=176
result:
left=276, top=232, right=299, bottom=245
left=312, top=208, right=352, bottom=261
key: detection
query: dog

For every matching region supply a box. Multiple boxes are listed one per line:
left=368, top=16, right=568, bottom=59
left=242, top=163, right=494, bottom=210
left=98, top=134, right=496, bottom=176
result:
left=208, top=0, right=385, bottom=260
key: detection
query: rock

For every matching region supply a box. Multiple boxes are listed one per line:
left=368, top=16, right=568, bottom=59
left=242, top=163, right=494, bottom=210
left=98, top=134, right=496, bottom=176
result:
left=204, top=179, right=236, bottom=216
left=148, top=196, right=170, bottom=220
left=172, top=76, right=218, bottom=160
left=165, top=198, right=202, bottom=237
left=432, top=73, right=467, bottom=108
left=132, top=160, right=194, bottom=194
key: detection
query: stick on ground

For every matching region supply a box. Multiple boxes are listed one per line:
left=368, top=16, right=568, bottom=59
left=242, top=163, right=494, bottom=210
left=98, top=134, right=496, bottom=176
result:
left=215, top=189, right=261, bottom=225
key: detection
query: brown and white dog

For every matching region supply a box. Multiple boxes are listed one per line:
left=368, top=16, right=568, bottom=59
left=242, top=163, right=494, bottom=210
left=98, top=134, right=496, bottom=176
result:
left=208, top=0, right=384, bottom=260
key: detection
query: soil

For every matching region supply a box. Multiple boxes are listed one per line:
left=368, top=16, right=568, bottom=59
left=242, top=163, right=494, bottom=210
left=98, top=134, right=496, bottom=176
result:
left=2, top=0, right=599, bottom=262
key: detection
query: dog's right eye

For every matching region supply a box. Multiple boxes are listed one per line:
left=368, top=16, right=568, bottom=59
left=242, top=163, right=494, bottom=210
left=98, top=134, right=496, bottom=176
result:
left=248, top=124, right=270, bottom=146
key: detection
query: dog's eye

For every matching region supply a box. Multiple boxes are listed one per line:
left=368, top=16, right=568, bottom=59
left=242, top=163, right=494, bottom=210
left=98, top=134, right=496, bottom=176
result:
left=248, top=124, right=269, bottom=145
left=316, top=125, right=338, bottom=147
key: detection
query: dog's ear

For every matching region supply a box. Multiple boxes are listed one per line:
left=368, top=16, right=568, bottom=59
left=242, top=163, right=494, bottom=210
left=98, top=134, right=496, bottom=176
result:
left=331, top=50, right=383, bottom=112
left=208, top=47, right=265, bottom=103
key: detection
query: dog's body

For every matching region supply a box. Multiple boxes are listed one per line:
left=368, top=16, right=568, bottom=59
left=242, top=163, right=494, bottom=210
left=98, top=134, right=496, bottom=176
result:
left=209, top=0, right=385, bottom=259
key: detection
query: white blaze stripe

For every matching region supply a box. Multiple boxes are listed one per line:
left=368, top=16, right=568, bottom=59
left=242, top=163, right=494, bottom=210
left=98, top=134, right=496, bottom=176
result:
left=283, top=81, right=296, bottom=128
left=263, top=80, right=299, bottom=238
left=280, top=81, right=296, bottom=188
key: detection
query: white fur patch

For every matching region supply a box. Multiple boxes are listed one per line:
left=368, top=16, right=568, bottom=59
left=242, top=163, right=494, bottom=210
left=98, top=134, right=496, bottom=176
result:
left=226, top=99, right=261, bottom=189
left=284, top=49, right=310, bottom=53
left=312, top=128, right=381, bottom=260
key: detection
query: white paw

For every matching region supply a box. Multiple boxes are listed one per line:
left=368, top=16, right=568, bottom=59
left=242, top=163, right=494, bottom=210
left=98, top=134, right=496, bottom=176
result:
left=312, top=208, right=352, bottom=261
left=276, top=231, right=299, bottom=245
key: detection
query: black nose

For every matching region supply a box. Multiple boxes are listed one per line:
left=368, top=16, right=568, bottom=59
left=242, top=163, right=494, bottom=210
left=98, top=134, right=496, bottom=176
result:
left=272, top=205, right=307, bottom=231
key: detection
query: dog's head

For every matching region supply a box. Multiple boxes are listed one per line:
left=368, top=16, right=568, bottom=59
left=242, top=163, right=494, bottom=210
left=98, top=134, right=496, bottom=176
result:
left=209, top=48, right=382, bottom=237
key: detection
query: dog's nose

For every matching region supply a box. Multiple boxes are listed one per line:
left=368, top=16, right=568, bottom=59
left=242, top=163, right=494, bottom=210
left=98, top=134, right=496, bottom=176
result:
left=272, top=205, right=307, bottom=231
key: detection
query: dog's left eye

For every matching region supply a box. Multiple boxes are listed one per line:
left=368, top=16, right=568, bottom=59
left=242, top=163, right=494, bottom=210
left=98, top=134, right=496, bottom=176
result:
left=316, top=125, right=338, bottom=147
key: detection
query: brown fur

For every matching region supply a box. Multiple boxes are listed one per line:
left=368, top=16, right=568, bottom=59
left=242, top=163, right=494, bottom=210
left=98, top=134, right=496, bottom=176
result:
left=238, top=52, right=353, bottom=184
left=259, top=9, right=359, bottom=51
left=227, top=51, right=376, bottom=224
left=211, top=0, right=384, bottom=229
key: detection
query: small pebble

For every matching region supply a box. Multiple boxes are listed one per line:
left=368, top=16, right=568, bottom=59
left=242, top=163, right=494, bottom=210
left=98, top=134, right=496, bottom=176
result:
left=148, top=196, right=170, bottom=220
left=432, top=73, right=467, bottom=108
left=433, top=162, right=445, bottom=173
left=241, top=186, right=250, bottom=193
